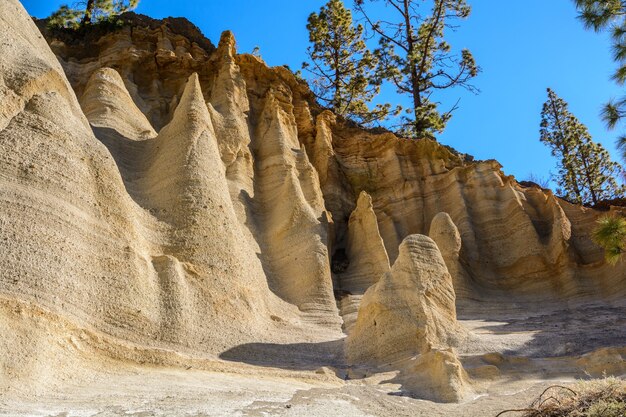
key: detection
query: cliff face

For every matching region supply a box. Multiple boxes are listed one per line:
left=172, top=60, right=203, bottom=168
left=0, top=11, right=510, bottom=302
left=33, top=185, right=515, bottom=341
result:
left=1, top=0, right=625, bottom=406
left=38, top=11, right=625, bottom=302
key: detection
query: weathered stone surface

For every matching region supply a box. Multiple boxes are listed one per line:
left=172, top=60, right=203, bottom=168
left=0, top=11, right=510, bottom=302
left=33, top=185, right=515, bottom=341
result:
left=346, top=234, right=468, bottom=401
left=323, top=129, right=625, bottom=303
left=342, top=191, right=390, bottom=294
left=346, top=235, right=461, bottom=365
left=80, top=67, right=156, bottom=140
left=399, top=348, right=473, bottom=403
left=576, top=348, right=626, bottom=377
left=251, top=88, right=339, bottom=323
left=429, top=212, right=473, bottom=300
left=429, top=212, right=462, bottom=258
left=337, top=191, right=390, bottom=333
left=0, top=1, right=342, bottom=393
left=32, top=3, right=626, bottom=308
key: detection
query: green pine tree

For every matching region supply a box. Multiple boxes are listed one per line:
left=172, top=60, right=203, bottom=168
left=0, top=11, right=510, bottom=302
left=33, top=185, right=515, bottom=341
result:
left=574, top=0, right=626, bottom=164
left=302, top=0, right=393, bottom=126
left=593, top=215, right=626, bottom=264
left=355, top=0, right=479, bottom=139
left=48, top=0, right=139, bottom=29
left=540, top=88, right=625, bottom=205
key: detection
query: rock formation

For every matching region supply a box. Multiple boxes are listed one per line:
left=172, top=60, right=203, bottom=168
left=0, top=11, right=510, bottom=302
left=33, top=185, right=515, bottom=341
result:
left=399, top=348, right=473, bottom=403
left=80, top=67, right=157, bottom=140
left=337, top=191, right=390, bottom=333
left=33, top=6, right=626, bottom=303
left=346, top=234, right=461, bottom=363
left=251, top=88, right=338, bottom=322
left=346, top=234, right=468, bottom=401
left=1, top=0, right=625, bottom=411
left=429, top=212, right=473, bottom=300
left=0, top=1, right=341, bottom=392
left=342, top=191, right=390, bottom=293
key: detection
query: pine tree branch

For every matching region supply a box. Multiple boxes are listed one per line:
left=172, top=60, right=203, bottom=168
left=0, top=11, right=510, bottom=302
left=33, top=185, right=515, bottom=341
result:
left=356, top=4, right=409, bottom=52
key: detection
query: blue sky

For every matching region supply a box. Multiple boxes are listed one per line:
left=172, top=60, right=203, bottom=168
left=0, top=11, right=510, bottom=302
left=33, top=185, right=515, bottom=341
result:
left=22, top=0, right=625, bottom=184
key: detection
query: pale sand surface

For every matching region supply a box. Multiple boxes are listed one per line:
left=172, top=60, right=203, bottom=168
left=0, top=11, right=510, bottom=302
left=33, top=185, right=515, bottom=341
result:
left=0, top=366, right=565, bottom=417
left=3, top=302, right=623, bottom=417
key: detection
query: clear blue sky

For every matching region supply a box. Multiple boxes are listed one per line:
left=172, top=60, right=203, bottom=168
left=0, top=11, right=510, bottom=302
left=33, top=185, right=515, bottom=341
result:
left=22, top=0, right=625, bottom=184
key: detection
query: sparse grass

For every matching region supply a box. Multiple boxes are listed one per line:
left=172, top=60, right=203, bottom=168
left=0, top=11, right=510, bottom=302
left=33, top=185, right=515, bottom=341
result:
left=495, top=378, right=626, bottom=417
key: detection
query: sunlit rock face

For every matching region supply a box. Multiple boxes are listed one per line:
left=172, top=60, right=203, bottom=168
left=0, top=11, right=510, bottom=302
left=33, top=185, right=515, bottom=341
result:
left=428, top=212, right=474, bottom=302
left=345, top=234, right=469, bottom=402
left=1, top=0, right=625, bottom=404
left=346, top=234, right=462, bottom=365
left=1, top=1, right=341, bottom=393
left=34, top=5, right=626, bottom=304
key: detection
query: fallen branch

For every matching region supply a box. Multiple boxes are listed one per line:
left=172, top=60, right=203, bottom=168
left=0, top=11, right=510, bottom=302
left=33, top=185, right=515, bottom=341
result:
left=494, top=379, right=626, bottom=417
left=494, top=409, right=538, bottom=417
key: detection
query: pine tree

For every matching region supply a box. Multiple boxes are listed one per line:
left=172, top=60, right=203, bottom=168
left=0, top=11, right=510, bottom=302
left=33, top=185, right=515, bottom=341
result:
left=593, top=215, right=626, bottom=264
left=574, top=0, right=626, bottom=164
left=48, top=0, right=139, bottom=29
left=540, top=88, right=625, bottom=205
left=303, top=0, right=392, bottom=126
left=354, top=0, right=479, bottom=139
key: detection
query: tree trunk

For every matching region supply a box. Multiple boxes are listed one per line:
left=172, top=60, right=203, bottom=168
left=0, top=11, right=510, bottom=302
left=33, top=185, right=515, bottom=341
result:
left=82, top=0, right=96, bottom=25
left=578, top=148, right=599, bottom=205
left=333, top=31, right=341, bottom=114
left=402, top=0, right=422, bottom=135
left=550, top=98, right=583, bottom=203
left=411, top=66, right=421, bottom=133
left=409, top=0, right=445, bottom=137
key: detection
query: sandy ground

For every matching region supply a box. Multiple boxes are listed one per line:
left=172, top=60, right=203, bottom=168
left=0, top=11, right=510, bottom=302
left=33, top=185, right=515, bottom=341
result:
left=2, top=301, right=624, bottom=417
left=458, top=301, right=626, bottom=357
left=0, top=365, right=567, bottom=417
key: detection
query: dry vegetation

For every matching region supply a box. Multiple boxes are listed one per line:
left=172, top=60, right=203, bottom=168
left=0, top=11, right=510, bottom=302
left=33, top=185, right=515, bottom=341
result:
left=496, top=378, right=626, bottom=417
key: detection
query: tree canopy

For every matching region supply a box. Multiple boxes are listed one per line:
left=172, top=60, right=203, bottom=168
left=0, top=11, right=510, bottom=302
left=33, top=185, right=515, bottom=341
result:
left=593, top=215, right=626, bottom=264
left=49, top=0, right=140, bottom=29
left=355, top=0, right=479, bottom=139
left=303, top=0, right=393, bottom=126
left=540, top=88, right=625, bottom=205
left=575, top=0, right=626, bottom=163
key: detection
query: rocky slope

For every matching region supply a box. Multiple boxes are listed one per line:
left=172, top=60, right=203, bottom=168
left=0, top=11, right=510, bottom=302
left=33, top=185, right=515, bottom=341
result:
left=0, top=0, right=625, bottom=414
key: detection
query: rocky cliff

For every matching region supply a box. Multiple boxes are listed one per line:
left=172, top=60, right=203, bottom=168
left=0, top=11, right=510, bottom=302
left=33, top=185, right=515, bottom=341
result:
left=1, top=0, right=625, bottom=412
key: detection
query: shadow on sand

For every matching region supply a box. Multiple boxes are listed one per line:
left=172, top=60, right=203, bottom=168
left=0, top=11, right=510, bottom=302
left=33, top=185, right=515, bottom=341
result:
left=219, top=338, right=346, bottom=372
left=467, top=303, right=626, bottom=358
